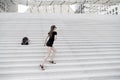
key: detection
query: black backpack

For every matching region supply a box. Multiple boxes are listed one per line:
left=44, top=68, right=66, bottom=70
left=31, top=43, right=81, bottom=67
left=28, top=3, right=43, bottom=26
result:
left=21, top=37, right=29, bottom=45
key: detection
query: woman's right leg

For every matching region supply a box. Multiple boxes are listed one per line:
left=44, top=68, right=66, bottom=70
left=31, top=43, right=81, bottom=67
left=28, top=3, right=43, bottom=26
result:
left=49, top=47, right=56, bottom=64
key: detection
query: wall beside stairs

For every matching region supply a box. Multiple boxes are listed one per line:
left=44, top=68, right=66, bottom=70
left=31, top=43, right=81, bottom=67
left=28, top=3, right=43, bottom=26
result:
left=0, top=0, right=18, bottom=12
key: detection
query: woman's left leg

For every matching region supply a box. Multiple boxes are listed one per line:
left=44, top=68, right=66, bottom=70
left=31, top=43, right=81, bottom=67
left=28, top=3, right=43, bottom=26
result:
left=40, top=47, right=52, bottom=70
left=41, top=47, right=52, bottom=65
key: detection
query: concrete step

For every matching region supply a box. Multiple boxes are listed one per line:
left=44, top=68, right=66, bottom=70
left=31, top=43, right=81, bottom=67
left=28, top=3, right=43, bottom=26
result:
left=0, top=52, right=120, bottom=57
left=0, top=57, right=120, bottom=62
left=1, top=74, right=120, bottom=80
left=0, top=45, right=120, bottom=48
left=0, top=49, right=120, bottom=53
left=0, top=61, right=120, bottom=68
left=0, top=68, right=120, bottom=80
left=0, top=45, right=120, bottom=49
left=0, top=53, right=120, bottom=59
left=0, top=65, right=120, bottom=74
left=0, top=44, right=120, bottom=47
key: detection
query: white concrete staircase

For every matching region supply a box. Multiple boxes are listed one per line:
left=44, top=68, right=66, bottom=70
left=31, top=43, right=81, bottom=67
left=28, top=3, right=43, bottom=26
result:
left=0, top=13, right=120, bottom=80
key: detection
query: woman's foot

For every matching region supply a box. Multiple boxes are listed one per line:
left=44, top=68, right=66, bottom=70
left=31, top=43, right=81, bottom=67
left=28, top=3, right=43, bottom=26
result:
left=49, top=61, right=56, bottom=64
left=40, top=65, right=45, bottom=70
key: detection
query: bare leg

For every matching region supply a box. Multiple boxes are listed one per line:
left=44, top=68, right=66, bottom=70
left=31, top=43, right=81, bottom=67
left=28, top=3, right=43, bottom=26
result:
left=41, top=47, right=52, bottom=66
left=50, top=47, right=56, bottom=62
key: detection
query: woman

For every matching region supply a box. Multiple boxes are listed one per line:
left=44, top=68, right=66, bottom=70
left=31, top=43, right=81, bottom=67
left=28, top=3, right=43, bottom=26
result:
left=40, top=25, right=57, bottom=70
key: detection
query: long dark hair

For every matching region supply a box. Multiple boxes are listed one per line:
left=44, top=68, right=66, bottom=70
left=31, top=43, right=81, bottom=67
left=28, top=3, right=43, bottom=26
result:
left=48, top=25, right=56, bottom=37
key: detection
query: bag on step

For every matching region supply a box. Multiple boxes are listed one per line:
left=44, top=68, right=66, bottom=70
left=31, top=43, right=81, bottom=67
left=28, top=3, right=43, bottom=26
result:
left=21, top=37, right=29, bottom=45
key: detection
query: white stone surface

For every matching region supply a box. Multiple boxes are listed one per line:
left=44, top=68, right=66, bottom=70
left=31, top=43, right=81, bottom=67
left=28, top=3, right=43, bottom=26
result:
left=0, top=13, right=120, bottom=80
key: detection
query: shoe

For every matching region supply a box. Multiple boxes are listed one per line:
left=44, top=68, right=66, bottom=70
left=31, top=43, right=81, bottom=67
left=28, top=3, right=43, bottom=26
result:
left=40, top=65, right=45, bottom=70
left=49, top=61, right=56, bottom=64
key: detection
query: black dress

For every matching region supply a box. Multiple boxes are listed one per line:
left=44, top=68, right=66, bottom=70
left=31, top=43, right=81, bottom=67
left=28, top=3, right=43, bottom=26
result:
left=46, top=31, right=57, bottom=47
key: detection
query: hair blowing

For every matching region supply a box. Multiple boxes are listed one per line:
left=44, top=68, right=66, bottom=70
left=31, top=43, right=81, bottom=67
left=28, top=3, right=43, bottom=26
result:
left=48, top=25, right=56, bottom=37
